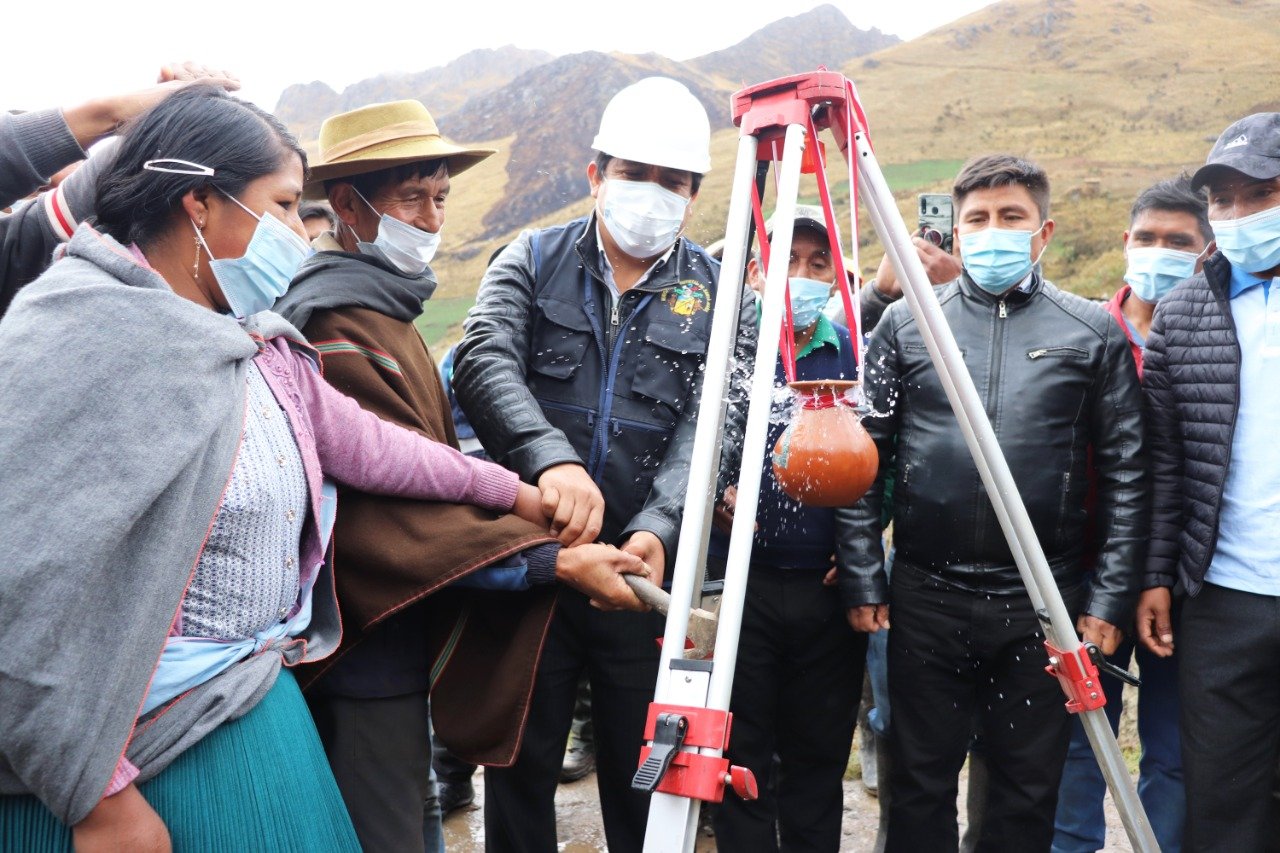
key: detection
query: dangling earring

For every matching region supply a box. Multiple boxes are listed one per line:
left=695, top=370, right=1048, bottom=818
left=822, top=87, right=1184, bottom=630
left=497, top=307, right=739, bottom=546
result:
left=192, top=221, right=204, bottom=282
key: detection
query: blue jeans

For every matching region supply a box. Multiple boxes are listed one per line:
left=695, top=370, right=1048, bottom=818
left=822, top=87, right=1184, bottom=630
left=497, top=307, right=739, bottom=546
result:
left=866, top=547, right=893, bottom=737
left=867, top=629, right=890, bottom=736
left=1051, top=636, right=1184, bottom=853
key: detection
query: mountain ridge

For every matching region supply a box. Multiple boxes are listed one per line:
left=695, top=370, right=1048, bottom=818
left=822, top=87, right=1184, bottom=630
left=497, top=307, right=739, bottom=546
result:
left=275, top=45, right=554, bottom=142
left=272, top=0, right=1280, bottom=352
left=275, top=5, right=898, bottom=237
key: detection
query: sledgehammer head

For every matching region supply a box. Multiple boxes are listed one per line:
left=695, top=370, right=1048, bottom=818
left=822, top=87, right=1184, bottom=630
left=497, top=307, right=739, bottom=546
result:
left=623, top=575, right=719, bottom=659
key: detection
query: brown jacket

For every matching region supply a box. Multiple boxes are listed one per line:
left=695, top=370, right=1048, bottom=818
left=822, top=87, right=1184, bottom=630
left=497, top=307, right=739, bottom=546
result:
left=292, top=299, right=556, bottom=766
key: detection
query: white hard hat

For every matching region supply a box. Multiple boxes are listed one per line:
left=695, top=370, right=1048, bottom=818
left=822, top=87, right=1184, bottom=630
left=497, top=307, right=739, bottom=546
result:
left=591, top=77, right=712, bottom=174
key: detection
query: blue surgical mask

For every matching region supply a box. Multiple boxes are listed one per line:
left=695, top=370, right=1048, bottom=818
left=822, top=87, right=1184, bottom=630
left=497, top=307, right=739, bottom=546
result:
left=351, top=187, right=441, bottom=276
left=787, top=277, right=833, bottom=330
left=960, top=227, right=1044, bottom=294
left=600, top=179, right=689, bottom=259
left=1124, top=246, right=1201, bottom=304
left=1211, top=203, right=1280, bottom=274
left=194, top=192, right=313, bottom=320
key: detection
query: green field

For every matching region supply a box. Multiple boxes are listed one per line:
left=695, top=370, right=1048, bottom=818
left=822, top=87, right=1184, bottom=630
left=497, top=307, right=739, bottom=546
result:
left=795, top=158, right=966, bottom=208
left=879, top=159, right=968, bottom=191
left=414, top=296, right=476, bottom=351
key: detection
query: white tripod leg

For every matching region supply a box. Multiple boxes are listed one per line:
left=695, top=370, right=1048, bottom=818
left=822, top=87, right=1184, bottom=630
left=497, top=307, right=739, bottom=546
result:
left=639, top=130, right=761, bottom=853
left=707, top=122, right=807, bottom=711
left=639, top=123, right=809, bottom=853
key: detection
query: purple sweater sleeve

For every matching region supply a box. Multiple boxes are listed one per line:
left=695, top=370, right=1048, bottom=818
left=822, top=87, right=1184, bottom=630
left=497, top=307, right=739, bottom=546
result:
left=290, top=346, right=519, bottom=511
left=103, top=757, right=139, bottom=798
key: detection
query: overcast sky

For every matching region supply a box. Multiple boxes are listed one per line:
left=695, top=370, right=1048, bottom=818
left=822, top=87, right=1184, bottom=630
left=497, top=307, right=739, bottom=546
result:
left=11, top=0, right=993, bottom=111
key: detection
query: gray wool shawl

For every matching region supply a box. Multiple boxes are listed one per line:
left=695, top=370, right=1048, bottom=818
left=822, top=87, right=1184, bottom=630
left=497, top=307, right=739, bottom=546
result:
left=0, top=225, right=337, bottom=825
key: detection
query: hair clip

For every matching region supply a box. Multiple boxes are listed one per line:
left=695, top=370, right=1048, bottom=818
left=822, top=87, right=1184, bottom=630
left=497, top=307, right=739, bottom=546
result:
left=142, top=159, right=215, bottom=176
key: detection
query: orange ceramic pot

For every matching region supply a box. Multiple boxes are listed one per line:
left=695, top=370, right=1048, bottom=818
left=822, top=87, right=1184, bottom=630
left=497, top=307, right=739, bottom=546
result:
left=771, top=379, right=879, bottom=507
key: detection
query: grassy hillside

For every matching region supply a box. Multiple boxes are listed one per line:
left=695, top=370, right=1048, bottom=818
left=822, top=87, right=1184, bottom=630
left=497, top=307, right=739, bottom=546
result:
left=417, top=0, right=1280, bottom=354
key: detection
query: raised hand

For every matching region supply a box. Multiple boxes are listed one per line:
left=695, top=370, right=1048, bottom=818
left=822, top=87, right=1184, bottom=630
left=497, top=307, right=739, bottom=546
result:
left=62, top=63, right=241, bottom=149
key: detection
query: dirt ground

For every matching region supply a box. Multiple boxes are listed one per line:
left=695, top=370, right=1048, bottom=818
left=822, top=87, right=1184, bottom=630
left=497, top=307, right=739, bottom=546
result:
left=442, top=722, right=1138, bottom=852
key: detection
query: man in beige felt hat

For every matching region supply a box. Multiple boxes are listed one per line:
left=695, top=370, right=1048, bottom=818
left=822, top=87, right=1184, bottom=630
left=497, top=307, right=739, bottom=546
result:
left=300, top=98, right=494, bottom=260
left=274, top=100, right=651, bottom=853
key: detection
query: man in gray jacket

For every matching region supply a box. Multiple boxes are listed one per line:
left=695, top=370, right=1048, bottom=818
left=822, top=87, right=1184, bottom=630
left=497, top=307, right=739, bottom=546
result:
left=843, top=154, right=1148, bottom=852
left=454, top=76, right=754, bottom=852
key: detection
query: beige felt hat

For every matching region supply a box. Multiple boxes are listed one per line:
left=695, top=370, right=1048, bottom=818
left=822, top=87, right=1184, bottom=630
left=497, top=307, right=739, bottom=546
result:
left=304, top=100, right=495, bottom=198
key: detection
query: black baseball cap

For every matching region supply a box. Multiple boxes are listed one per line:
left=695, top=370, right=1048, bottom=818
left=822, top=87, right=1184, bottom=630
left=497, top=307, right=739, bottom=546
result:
left=1192, top=112, right=1280, bottom=190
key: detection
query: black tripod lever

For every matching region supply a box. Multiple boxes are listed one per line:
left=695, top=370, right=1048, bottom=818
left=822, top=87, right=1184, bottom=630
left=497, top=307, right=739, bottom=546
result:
left=632, top=713, right=688, bottom=792
left=1084, top=642, right=1141, bottom=688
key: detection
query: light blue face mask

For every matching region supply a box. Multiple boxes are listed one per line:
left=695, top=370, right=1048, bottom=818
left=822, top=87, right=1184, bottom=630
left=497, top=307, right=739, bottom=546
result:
left=1211, top=203, right=1280, bottom=274
left=959, top=227, right=1044, bottom=294
left=194, top=192, right=313, bottom=319
left=1124, top=246, right=1201, bottom=304
left=787, top=277, right=833, bottom=329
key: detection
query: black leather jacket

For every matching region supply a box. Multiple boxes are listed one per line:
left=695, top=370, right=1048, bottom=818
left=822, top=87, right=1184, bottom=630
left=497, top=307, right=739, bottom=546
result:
left=840, top=272, right=1148, bottom=627
left=453, top=215, right=755, bottom=569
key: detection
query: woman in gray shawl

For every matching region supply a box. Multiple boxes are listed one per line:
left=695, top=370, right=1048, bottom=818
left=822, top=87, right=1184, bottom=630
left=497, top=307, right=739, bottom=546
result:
left=0, top=85, right=546, bottom=852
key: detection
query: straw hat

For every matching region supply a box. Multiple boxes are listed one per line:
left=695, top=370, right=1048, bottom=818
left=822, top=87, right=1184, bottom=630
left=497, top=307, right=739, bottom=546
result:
left=304, top=100, right=496, bottom=198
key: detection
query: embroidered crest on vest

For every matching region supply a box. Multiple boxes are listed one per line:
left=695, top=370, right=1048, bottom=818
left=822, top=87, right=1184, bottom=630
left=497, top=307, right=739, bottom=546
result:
left=664, top=280, right=712, bottom=316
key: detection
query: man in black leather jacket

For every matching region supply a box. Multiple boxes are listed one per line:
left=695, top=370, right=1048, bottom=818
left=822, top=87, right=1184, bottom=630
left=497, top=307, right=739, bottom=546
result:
left=453, top=77, right=755, bottom=853
left=842, top=154, right=1148, bottom=852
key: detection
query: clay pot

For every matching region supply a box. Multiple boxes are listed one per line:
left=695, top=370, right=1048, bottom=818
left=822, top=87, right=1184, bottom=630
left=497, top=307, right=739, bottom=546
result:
left=771, top=379, right=879, bottom=507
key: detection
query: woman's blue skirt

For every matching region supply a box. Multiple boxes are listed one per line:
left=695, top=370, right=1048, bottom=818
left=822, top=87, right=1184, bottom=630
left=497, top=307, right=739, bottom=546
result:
left=0, top=668, right=359, bottom=852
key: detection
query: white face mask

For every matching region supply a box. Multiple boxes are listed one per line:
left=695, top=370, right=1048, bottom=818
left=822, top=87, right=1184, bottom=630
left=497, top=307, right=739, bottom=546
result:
left=350, top=187, right=441, bottom=275
left=599, top=178, right=690, bottom=259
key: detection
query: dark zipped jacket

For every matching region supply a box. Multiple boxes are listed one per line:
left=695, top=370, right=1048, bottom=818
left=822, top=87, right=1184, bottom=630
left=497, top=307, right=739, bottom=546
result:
left=839, top=272, right=1149, bottom=628
left=1142, top=253, right=1245, bottom=596
left=1, top=113, right=114, bottom=316
left=454, top=215, right=756, bottom=570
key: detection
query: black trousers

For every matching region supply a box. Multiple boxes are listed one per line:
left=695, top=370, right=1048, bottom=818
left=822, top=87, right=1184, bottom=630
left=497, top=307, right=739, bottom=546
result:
left=1180, top=581, right=1280, bottom=852
left=886, top=561, right=1083, bottom=853
left=484, top=590, right=665, bottom=853
left=713, top=566, right=867, bottom=853
left=307, top=690, right=432, bottom=853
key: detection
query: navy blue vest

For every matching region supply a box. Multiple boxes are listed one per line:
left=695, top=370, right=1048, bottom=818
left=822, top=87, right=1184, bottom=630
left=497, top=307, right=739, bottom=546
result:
left=525, top=217, right=721, bottom=543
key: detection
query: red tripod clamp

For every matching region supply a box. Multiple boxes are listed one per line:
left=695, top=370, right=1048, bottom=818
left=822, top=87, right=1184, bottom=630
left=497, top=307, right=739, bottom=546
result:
left=731, top=70, right=849, bottom=152
left=1043, top=640, right=1107, bottom=714
left=631, top=702, right=758, bottom=802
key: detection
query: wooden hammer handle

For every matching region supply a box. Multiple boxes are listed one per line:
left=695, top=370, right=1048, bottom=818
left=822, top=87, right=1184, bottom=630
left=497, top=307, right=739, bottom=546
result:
left=623, top=574, right=671, bottom=614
